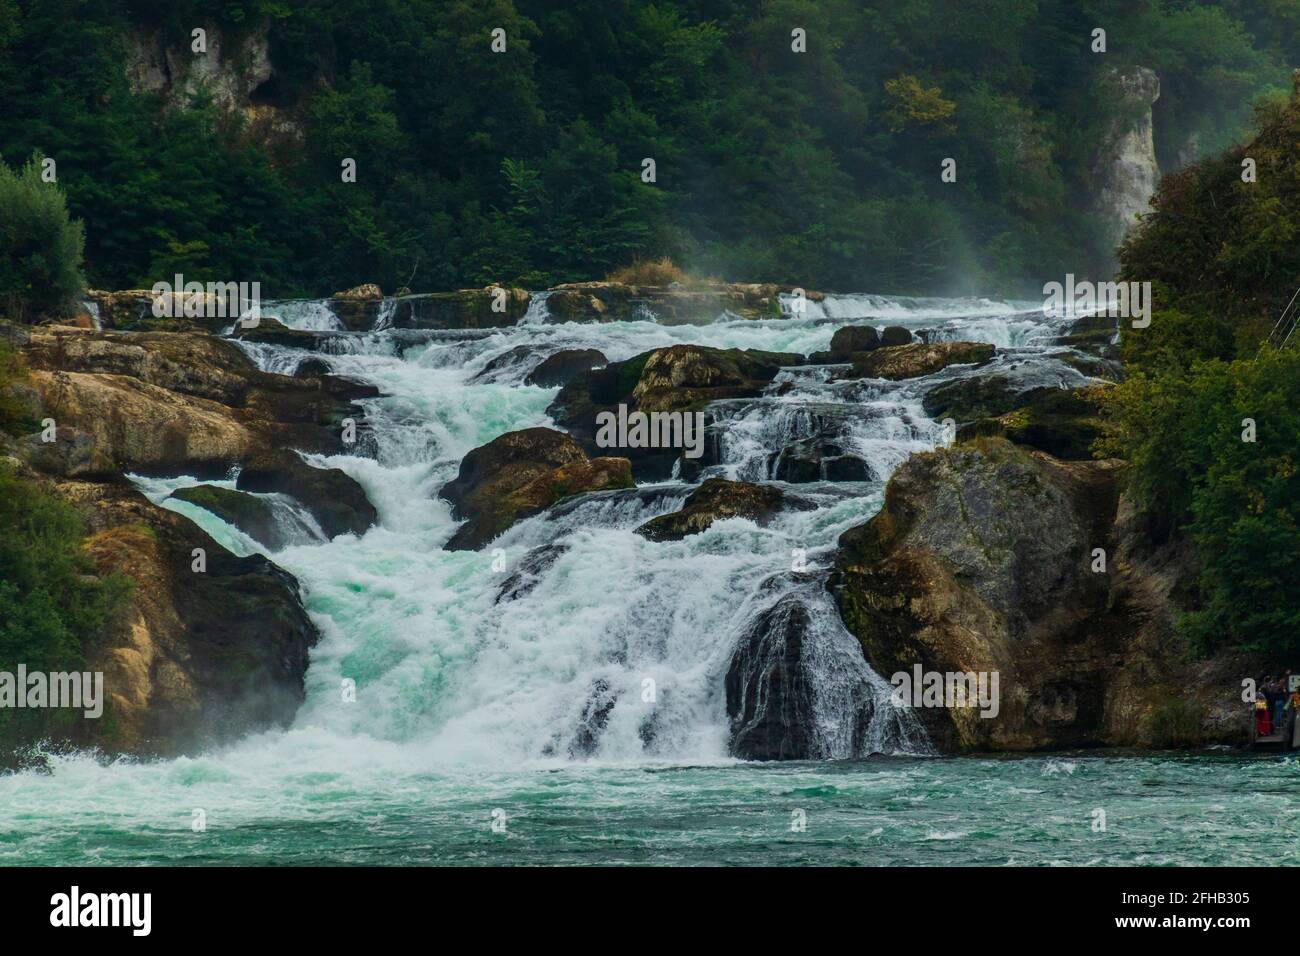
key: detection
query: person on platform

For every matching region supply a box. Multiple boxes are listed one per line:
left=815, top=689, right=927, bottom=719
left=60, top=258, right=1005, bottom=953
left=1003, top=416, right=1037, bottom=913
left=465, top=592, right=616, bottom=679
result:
left=1256, top=693, right=1273, bottom=737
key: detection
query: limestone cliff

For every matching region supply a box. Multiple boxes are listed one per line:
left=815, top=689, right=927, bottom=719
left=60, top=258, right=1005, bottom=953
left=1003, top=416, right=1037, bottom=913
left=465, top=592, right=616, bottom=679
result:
left=1092, top=66, right=1162, bottom=259
left=124, top=19, right=303, bottom=145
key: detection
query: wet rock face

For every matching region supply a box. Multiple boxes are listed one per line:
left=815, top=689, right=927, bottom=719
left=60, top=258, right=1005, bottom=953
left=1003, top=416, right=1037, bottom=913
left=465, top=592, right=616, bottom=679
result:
left=828, top=439, right=1200, bottom=751
left=440, top=427, right=633, bottom=550
left=170, top=484, right=290, bottom=551
left=524, top=349, right=608, bottom=387
left=470, top=346, right=607, bottom=387
left=772, top=436, right=873, bottom=483
left=725, top=594, right=817, bottom=760
left=569, top=678, right=619, bottom=756
left=548, top=344, right=800, bottom=479
left=496, top=543, right=571, bottom=603
left=386, top=287, right=531, bottom=331
left=635, top=478, right=784, bottom=541
left=236, top=449, right=377, bottom=539
left=837, top=341, right=994, bottom=381
left=54, top=480, right=319, bottom=757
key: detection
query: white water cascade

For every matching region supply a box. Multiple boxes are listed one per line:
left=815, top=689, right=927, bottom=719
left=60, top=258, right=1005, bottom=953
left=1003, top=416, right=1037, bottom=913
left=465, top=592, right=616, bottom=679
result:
left=123, top=291, right=1092, bottom=767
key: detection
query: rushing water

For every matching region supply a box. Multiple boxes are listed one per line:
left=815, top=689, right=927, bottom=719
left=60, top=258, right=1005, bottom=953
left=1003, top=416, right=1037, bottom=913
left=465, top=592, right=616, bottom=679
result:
left=0, top=292, right=1269, bottom=866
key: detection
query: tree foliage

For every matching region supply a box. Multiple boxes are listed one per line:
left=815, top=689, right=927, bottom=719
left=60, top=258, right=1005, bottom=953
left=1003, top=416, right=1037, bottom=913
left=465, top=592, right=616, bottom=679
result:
left=0, top=0, right=1296, bottom=297
left=0, top=154, right=86, bottom=320
left=1103, top=88, right=1300, bottom=658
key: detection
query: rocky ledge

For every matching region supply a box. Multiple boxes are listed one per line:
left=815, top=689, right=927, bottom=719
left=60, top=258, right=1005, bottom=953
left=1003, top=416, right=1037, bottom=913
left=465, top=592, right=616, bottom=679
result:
left=549, top=344, right=801, bottom=479
left=0, top=320, right=384, bottom=760
left=8, top=468, right=320, bottom=758
left=17, top=325, right=377, bottom=476
left=828, top=438, right=1247, bottom=751
left=439, top=427, right=634, bottom=550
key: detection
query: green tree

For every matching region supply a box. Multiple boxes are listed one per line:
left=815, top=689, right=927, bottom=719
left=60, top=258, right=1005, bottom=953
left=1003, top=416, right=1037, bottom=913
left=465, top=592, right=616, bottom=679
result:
left=0, top=155, right=86, bottom=321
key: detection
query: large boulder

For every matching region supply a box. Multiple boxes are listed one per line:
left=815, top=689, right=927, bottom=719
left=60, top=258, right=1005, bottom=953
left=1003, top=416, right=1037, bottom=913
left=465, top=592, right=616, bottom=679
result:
left=440, top=427, right=634, bottom=550
left=26, top=369, right=262, bottom=476
left=549, top=345, right=800, bottom=479
left=635, top=478, right=784, bottom=541
left=525, top=348, right=608, bottom=387
left=830, top=325, right=882, bottom=356
left=838, top=341, right=994, bottom=381
left=879, top=325, right=914, bottom=347
left=957, top=386, right=1108, bottom=461
left=170, top=484, right=293, bottom=550
left=631, top=345, right=800, bottom=412
left=49, top=479, right=320, bottom=756
left=236, top=449, right=376, bottom=539
left=829, top=438, right=1245, bottom=751
left=18, top=327, right=372, bottom=475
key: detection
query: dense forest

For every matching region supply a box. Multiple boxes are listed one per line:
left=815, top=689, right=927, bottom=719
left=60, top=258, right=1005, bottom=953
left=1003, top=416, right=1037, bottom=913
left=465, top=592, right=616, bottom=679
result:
left=1102, top=87, right=1300, bottom=659
left=3, top=0, right=1300, bottom=298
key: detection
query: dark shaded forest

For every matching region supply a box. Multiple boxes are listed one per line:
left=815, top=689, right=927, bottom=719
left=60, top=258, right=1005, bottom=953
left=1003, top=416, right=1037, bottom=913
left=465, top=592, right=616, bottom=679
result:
left=2, top=0, right=1300, bottom=297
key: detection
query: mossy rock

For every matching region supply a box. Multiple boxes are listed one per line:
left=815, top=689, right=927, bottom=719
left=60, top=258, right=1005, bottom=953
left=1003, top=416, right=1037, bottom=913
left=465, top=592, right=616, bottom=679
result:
left=635, top=478, right=784, bottom=541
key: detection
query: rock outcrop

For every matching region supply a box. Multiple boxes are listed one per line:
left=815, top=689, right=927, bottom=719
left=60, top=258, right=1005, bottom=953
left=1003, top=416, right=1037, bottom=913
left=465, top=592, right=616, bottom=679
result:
left=830, top=438, right=1246, bottom=750
left=385, top=287, right=531, bottom=331
left=544, top=281, right=818, bottom=324
left=19, top=326, right=372, bottom=475
left=549, top=344, right=800, bottom=478
left=440, top=427, right=634, bottom=550
left=171, top=484, right=293, bottom=550
left=923, top=375, right=1109, bottom=461
left=236, top=449, right=377, bottom=540
left=956, top=386, right=1108, bottom=461
left=124, top=18, right=304, bottom=147
left=635, top=478, right=784, bottom=541
left=1092, top=66, right=1162, bottom=259
left=52, top=479, right=320, bottom=756
left=836, top=341, right=994, bottom=381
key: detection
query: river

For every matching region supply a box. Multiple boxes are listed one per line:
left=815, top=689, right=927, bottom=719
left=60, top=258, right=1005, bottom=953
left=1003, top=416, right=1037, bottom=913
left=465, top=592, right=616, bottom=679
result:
left=1, top=291, right=1279, bottom=866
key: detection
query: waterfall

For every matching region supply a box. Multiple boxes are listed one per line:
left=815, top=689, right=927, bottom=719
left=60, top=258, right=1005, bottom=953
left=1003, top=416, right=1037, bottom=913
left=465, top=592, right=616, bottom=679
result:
left=123, top=290, right=1086, bottom=765
left=517, top=291, right=553, bottom=325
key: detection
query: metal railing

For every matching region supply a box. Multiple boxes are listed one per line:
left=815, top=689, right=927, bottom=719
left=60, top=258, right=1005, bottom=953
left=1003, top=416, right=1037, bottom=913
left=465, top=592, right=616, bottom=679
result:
left=1266, top=287, right=1300, bottom=350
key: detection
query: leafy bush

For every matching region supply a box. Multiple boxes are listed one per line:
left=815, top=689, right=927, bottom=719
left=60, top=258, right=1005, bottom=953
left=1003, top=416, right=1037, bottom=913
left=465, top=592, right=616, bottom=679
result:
left=607, top=257, right=685, bottom=286
left=1147, top=697, right=1205, bottom=748
left=0, top=463, right=130, bottom=675
left=0, top=154, right=86, bottom=321
left=1099, top=349, right=1300, bottom=656
left=0, top=340, right=36, bottom=437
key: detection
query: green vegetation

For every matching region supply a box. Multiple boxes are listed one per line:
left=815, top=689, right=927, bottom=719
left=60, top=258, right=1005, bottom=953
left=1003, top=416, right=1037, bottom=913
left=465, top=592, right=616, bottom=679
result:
left=1, top=1, right=1298, bottom=300
left=0, top=348, right=128, bottom=743
left=0, top=463, right=130, bottom=675
left=0, top=155, right=86, bottom=321
left=1101, top=91, right=1300, bottom=658
left=0, top=340, right=38, bottom=436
